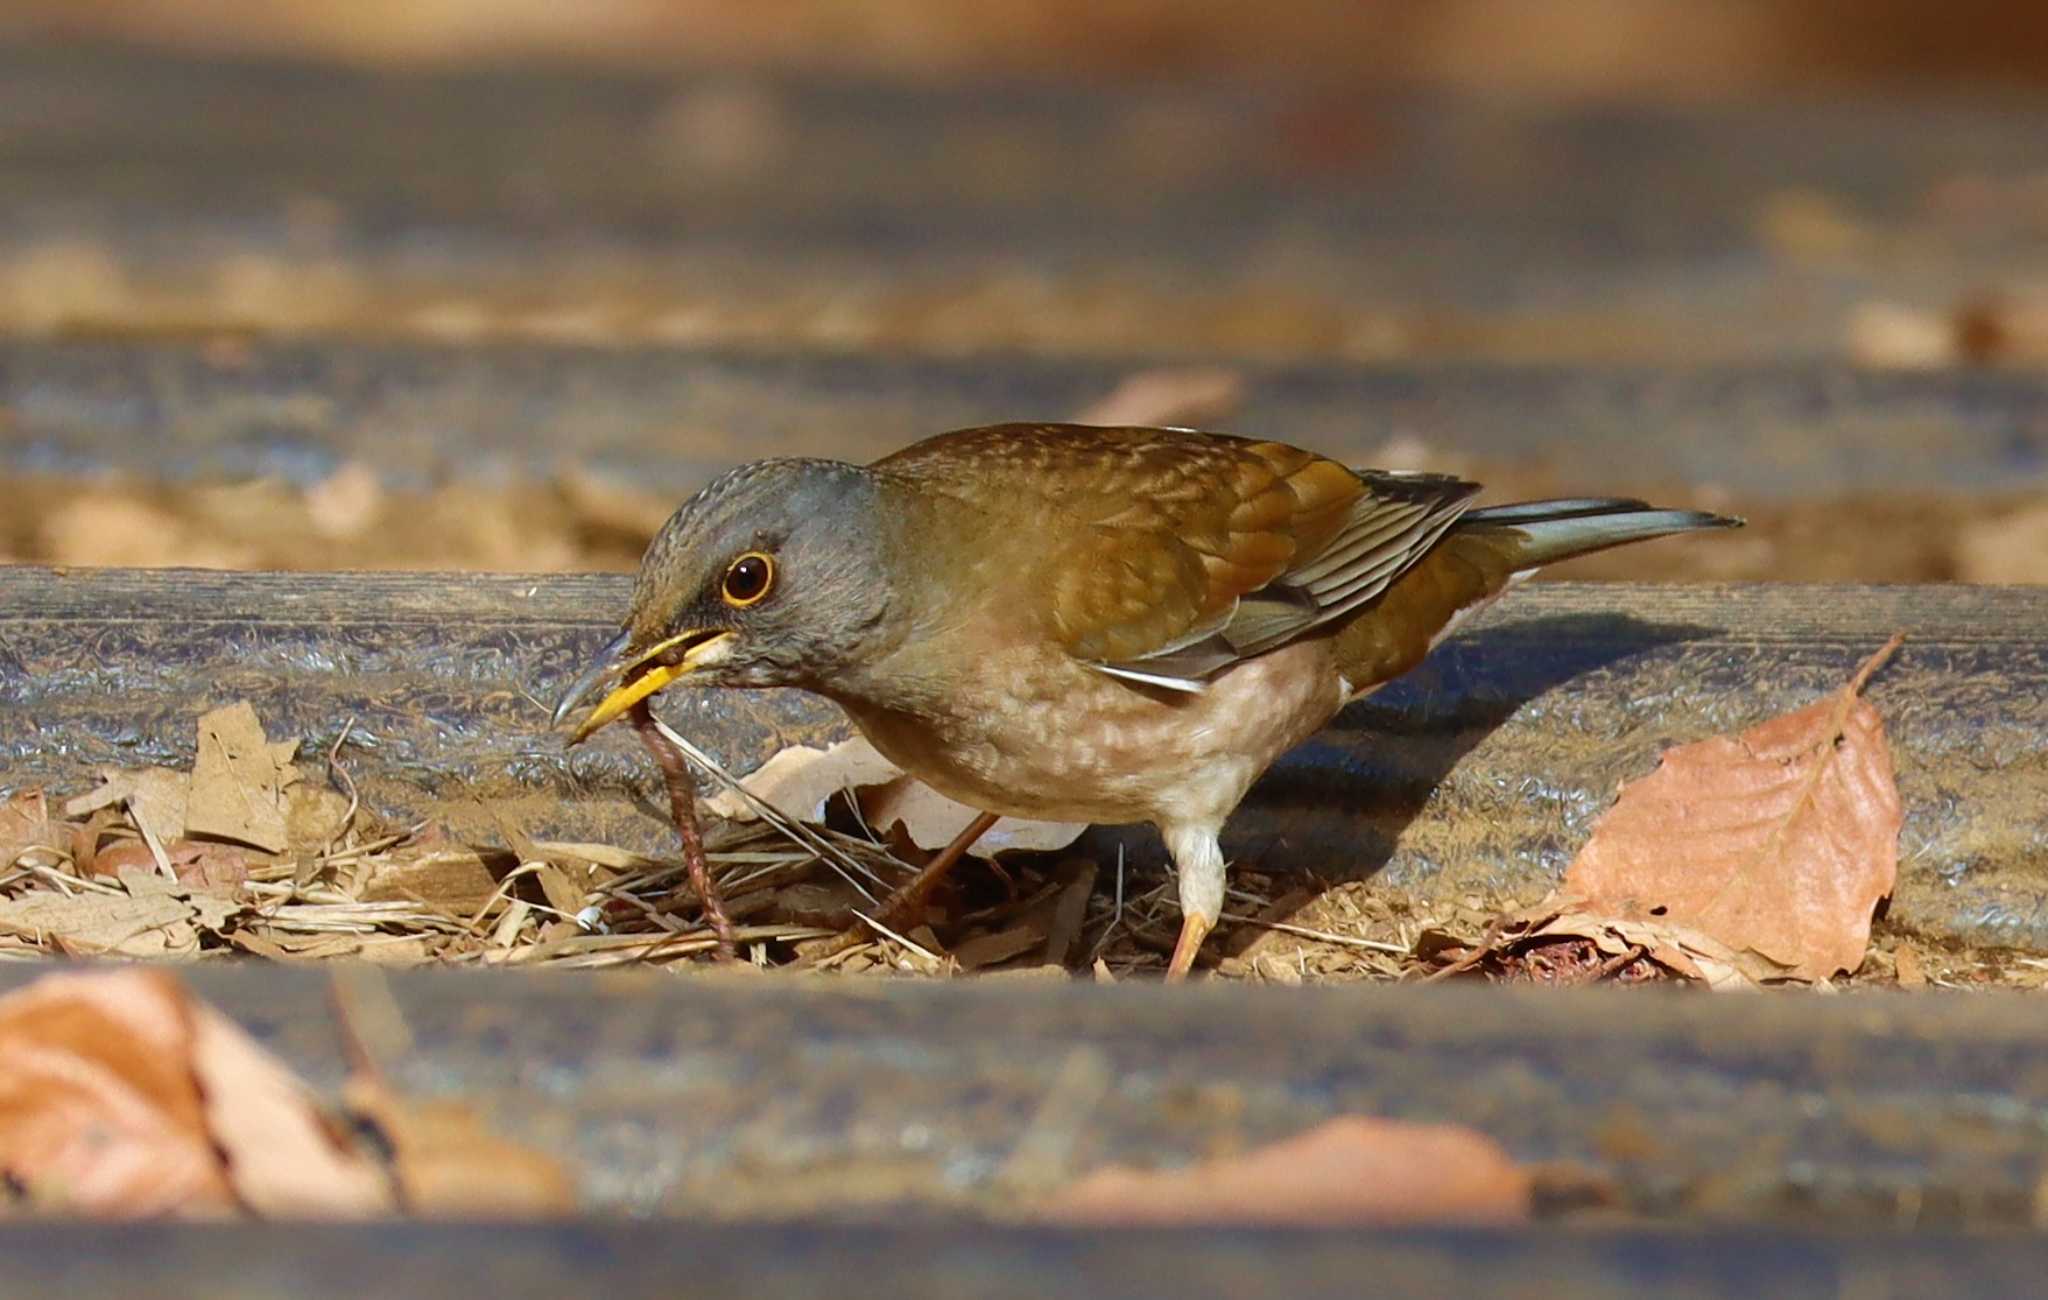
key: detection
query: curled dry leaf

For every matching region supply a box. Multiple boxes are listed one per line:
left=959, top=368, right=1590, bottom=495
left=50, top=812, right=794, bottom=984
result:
left=90, top=840, right=251, bottom=895
left=1552, top=636, right=1904, bottom=982
left=1040, top=1116, right=1529, bottom=1228
left=0, top=970, right=389, bottom=1218
left=704, top=736, right=1084, bottom=857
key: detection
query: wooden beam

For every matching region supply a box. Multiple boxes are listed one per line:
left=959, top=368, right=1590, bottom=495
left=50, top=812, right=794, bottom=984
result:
left=3, top=964, right=2048, bottom=1232
left=6, top=339, right=2046, bottom=499
left=4, top=44, right=2046, bottom=361
left=3, top=568, right=2041, bottom=949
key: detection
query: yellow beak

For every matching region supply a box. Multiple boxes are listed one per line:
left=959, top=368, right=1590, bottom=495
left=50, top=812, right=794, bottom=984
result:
left=552, top=628, right=736, bottom=744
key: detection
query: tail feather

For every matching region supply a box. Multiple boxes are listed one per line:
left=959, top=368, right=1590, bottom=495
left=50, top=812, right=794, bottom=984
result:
left=1458, top=500, right=1741, bottom=568
left=1331, top=497, right=1740, bottom=695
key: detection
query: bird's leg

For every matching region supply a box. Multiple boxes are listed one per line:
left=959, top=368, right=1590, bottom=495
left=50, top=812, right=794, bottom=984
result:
left=1163, top=823, right=1227, bottom=982
left=873, top=809, right=1000, bottom=928
left=799, top=809, right=1000, bottom=965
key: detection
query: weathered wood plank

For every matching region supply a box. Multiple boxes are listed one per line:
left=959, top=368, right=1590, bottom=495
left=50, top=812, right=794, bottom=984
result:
left=9, top=1218, right=2046, bottom=1300
left=5, top=964, right=2048, bottom=1232
left=3, top=44, right=2045, bottom=361
left=5, top=340, right=2047, bottom=498
left=2, top=568, right=2041, bottom=949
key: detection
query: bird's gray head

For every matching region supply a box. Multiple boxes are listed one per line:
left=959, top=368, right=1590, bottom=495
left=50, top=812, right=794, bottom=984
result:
left=552, top=458, right=894, bottom=738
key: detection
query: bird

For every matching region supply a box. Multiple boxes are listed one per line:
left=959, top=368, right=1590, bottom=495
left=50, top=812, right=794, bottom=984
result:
left=551, top=423, right=1740, bottom=977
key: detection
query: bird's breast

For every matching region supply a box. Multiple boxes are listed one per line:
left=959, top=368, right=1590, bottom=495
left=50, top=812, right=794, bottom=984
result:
left=833, top=637, right=1348, bottom=828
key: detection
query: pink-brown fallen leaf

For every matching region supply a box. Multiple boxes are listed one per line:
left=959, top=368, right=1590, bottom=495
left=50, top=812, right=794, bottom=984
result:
left=0, top=969, right=232, bottom=1215
left=0, top=970, right=391, bottom=1218
left=1558, top=636, right=1904, bottom=982
left=1039, top=1116, right=1529, bottom=1228
left=89, top=839, right=251, bottom=895
left=1072, top=367, right=1244, bottom=429
left=704, top=736, right=1084, bottom=857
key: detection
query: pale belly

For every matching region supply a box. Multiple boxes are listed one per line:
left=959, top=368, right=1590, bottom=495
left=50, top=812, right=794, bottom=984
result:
left=835, top=638, right=1350, bottom=829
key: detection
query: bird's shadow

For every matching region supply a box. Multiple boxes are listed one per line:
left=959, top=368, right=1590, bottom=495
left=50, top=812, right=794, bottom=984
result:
left=1073, top=611, right=1721, bottom=924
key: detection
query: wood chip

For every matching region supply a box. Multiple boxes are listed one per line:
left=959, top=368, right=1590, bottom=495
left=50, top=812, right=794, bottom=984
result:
left=954, top=926, right=1044, bottom=971
left=1894, top=946, right=1928, bottom=987
left=185, top=702, right=297, bottom=854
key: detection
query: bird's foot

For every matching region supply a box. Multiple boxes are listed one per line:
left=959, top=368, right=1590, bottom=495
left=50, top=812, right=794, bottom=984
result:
left=1165, top=911, right=1216, bottom=982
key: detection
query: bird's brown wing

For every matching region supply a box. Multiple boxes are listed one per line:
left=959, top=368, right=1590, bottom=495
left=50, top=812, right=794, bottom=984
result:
left=880, top=424, right=1479, bottom=691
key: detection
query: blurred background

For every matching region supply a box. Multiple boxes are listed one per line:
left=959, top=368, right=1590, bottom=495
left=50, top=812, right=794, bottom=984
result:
left=1, top=0, right=2045, bottom=579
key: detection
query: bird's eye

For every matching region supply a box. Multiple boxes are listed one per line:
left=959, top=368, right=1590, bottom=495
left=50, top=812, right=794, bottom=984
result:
left=721, top=552, right=775, bottom=607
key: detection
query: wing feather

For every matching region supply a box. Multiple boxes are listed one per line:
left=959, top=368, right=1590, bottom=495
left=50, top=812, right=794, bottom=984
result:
left=875, top=424, right=1478, bottom=690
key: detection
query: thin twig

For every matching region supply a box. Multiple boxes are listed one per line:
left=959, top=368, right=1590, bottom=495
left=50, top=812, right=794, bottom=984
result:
left=1219, top=913, right=1410, bottom=955
left=1586, top=942, right=1649, bottom=983
left=322, top=717, right=361, bottom=858
left=849, top=908, right=945, bottom=969
left=1419, top=917, right=1510, bottom=984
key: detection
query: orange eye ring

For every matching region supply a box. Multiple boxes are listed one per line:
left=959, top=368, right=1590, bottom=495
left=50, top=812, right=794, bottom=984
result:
left=721, top=551, right=775, bottom=607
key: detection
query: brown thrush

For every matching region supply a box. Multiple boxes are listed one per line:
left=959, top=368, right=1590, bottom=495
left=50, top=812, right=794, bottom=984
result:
left=552, top=423, right=1739, bottom=976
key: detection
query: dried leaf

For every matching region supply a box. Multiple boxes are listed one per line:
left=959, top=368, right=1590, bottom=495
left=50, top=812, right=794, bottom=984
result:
left=858, top=775, right=1085, bottom=857
left=0, top=969, right=232, bottom=1215
left=0, top=887, right=199, bottom=957
left=1893, top=946, right=1928, bottom=988
left=531, top=861, right=587, bottom=917
left=1557, top=638, right=1903, bottom=982
left=1040, top=1116, right=1529, bottom=1227
left=0, top=970, right=389, bottom=1218
left=701, top=737, right=902, bottom=822
left=119, top=865, right=242, bottom=935
left=953, top=926, right=1045, bottom=971
left=705, top=737, right=1085, bottom=857
left=1517, top=904, right=1753, bottom=991
left=95, top=840, right=251, bottom=896
left=185, top=702, right=298, bottom=854
left=285, top=783, right=353, bottom=857
left=1040, top=859, right=1100, bottom=967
